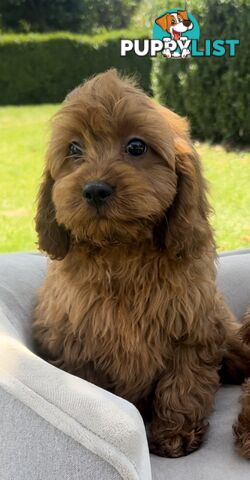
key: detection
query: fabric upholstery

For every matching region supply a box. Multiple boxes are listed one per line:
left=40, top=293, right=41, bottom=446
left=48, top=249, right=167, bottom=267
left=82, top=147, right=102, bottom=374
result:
left=0, top=388, right=122, bottom=480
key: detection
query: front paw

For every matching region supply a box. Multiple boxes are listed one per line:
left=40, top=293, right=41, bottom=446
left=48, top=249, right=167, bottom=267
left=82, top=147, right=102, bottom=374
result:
left=163, top=49, right=171, bottom=58
left=149, top=422, right=209, bottom=458
left=181, top=48, right=190, bottom=58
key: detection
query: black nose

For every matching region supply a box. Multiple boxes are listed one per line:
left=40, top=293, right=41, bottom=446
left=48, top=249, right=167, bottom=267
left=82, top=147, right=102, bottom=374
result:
left=183, top=20, right=191, bottom=27
left=83, top=181, right=113, bottom=207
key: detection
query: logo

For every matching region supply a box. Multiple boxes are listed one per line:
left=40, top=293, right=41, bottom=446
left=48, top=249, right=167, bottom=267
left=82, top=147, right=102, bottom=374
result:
left=153, top=9, right=199, bottom=58
left=121, top=7, right=239, bottom=58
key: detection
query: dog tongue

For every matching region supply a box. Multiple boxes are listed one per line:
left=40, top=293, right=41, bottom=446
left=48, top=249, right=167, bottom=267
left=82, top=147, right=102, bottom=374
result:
left=173, top=30, right=180, bottom=41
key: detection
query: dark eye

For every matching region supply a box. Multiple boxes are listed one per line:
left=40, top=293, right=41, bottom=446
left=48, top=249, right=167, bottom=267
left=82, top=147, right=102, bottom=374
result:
left=68, top=141, right=82, bottom=158
left=125, top=138, right=147, bottom=157
left=171, top=19, right=176, bottom=25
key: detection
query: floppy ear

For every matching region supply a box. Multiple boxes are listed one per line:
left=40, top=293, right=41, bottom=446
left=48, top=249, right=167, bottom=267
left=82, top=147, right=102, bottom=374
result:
left=154, top=108, right=214, bottom=260
left=155, top=14, right=170, bottom=32
left=177, top=10, right=192, bottom=27
left=35, top=170, right=70, bottom=260
left=177, top=10, right=188, bottom=21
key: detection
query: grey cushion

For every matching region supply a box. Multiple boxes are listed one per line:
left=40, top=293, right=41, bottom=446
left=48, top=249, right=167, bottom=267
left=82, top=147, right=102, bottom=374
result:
left=0, top=250, right=249, bottom=480
left=1, top=389, right=122, bottom=480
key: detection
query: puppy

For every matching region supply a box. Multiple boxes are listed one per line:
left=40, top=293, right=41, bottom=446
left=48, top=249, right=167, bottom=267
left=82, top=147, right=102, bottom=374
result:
left=33, top=70, right=250, bottom=458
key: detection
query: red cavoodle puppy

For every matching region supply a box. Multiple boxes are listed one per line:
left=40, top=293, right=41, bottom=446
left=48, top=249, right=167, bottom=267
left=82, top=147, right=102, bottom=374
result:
left=33, top=70, right=250, bottom=458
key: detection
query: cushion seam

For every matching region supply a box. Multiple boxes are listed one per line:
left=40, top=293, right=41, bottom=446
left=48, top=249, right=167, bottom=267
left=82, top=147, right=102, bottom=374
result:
left=0, top=384, right=124, bottom=480
left=0, top=376, right=141, bottom=480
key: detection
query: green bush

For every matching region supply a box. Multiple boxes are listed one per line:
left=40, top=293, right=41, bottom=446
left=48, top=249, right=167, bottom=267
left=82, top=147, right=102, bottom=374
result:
left=0, top=0, right=137, bottom=33
left=0, top=31, right=151, bottom=104
left=1, top=0, right=249, bottom=146
left=151, top=0, right=250, bottom=145
left=130, top=0, right=203, bottom=33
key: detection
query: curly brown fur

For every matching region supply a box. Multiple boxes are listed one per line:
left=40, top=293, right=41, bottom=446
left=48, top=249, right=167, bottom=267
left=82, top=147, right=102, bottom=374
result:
left=33, top=69, right=248, bottom=458
left=233, top=312, right=250, bottom=458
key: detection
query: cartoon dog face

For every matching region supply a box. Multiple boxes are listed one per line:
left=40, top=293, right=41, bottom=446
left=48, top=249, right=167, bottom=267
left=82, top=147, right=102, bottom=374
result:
left=155, top=10, right=193, bottom=41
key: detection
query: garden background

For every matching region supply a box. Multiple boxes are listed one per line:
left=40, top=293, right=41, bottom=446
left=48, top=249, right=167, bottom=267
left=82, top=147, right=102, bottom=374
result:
left=0, top=0, right=249, bottom=253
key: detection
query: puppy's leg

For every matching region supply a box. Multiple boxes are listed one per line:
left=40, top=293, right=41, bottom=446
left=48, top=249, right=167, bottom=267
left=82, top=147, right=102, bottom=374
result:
left=233, top=378, right=250, bottom=458
left=233, top=313, right=250, bottom=458
left=33, top=316, right=66, bottom=367
left=148, top=346, right=219, bottom=457
left=220, top=312, right=250, bottom=384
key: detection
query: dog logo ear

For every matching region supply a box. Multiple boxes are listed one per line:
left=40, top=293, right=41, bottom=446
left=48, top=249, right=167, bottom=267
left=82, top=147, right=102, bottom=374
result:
left=177, top=10, right=188, bottom=20
left=155, top=13, right=169, bottom=32
left=35, top=170, right=70, bottom=260
left=177, top=10, right=192, bottom=27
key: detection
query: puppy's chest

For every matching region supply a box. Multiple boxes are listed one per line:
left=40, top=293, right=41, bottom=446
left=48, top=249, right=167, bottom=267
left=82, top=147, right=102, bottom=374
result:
left=73, top=278, right=162, bottom=339
left=65, top=267, right=169, bottom=379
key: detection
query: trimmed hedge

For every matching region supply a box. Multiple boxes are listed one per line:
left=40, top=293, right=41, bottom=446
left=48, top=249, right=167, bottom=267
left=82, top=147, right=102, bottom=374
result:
left=151, top=0, right=250, bottom=145
left=0, top=1, right=249, bottom=146
left=0, top=31, right=151, bottom=104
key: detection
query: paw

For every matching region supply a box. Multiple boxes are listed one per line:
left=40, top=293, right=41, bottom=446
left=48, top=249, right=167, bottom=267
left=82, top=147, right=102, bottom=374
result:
left=234, top=417, right=250, bottom=459
left=149, top=422, right=209, bottom=458
left=163, top=49, right=171, bottom=58
left=181, top=48, right=190, bottom=58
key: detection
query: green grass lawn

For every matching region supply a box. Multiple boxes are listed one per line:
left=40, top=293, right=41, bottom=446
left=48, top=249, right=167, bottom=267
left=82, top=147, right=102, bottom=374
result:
left=0, top=105, right=249, bottom=253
